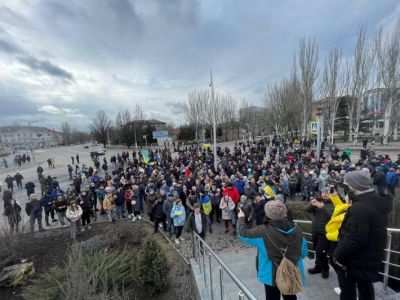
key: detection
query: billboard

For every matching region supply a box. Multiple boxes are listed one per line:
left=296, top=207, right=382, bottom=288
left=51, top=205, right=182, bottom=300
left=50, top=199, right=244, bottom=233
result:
left=152, top=131, right=169, bottom=139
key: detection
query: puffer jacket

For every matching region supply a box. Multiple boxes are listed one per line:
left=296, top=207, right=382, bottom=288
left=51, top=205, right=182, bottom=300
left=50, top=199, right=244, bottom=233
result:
left=103, top=194, right=116, bottom=211
left=325, top=194, right=349, bottom=242
left=66, top=205, right=83, bottom=222
left=304, top=201, right=333, bottom=235
left=25, top=200, right=42, bottom=218
left=171, top=203, right=186, bottom=226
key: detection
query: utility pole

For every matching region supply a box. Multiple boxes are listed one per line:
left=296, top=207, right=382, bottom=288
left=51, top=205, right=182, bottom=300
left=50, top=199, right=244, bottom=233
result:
left=210, top=69, right=217, bottom=171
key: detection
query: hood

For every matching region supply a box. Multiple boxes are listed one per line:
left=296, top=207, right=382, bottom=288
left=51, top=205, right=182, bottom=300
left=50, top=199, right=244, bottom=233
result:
left=268, top=220, right=300, bottom=245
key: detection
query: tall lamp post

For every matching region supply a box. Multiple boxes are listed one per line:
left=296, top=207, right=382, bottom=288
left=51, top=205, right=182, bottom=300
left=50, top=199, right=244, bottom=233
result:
left=210, top=69, right=217, bottom=171
left=316, top=106, right=323, bottom=160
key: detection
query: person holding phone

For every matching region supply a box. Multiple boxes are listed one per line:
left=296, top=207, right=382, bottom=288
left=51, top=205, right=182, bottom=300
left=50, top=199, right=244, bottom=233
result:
left=304, top=187, right=333, bottom=279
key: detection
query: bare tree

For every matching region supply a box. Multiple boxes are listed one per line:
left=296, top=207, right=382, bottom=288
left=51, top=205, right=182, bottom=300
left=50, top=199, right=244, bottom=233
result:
left=298, top=38, right=319, bottom=135
left=183, top=89, right=209, bottom=140
left=116, top=109, right=135, bottom=147
left=133, top=104, right=145, bottom=121
left=322, top=44, right=342, bottom=143
left=348, top=25, right=375, bottom=143
left=61, top=121, right=72, bottom=146
left=375, top=20, right=400, bottom=144
left=90, top=110, right=111, bottom=147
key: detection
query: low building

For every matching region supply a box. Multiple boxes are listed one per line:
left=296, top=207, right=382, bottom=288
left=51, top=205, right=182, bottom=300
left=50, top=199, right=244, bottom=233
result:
left=0, top=126, right=63, bottom=149
left=127, top=119, right=167, bottom=131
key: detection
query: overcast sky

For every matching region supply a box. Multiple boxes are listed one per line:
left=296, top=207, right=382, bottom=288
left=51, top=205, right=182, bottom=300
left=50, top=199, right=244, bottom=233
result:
left=0, top=0, right=399, bottom=131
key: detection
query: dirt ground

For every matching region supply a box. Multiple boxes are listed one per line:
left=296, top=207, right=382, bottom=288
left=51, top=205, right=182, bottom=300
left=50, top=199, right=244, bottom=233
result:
left=0, top=220, right=195, bottom=300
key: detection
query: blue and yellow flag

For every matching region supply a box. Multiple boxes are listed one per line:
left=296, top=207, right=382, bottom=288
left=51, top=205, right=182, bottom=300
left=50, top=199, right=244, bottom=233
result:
left=141, top=149, right=150, bottom=164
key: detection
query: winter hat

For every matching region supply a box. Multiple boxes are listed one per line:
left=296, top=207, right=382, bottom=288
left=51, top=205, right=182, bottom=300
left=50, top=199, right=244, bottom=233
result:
left=344, top=170, right=372, bottom=192
left=240, top=195, right=247, bottom=203
left=321, top=187, right=331, bottom=194
left=105, top=187, right=112, bottom=193
left=193, top=203, right=200, bottom=209
left=264, top=200, right=287, bottom=221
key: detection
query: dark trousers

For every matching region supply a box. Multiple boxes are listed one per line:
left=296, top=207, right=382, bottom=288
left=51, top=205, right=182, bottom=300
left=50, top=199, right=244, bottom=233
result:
left=81, top=210, right=91, bottom=226
left=44, top=209, right=55, bottom=224
left=312, top=233, right=331, bottom=271
left=175, top=225, right=183, bottom=239
left=336, top=268, right=375, bottom=300
left=126, top=201, right=132, bottom=215
left=154, top=216, right=166, bottom=233
left=264, top=285, right=297, bottom=300
left=210, top=204, right=221, bottom=222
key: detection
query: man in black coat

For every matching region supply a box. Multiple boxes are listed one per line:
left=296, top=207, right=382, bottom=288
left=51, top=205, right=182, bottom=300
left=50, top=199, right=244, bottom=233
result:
left=186, top=203, right=207, bottom=239
left=333, top=170, right=392, bottom=300
left=25, top=181, right=36, bottom=198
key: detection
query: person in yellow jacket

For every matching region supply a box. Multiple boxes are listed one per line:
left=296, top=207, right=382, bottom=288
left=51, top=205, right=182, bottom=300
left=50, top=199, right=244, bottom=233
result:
left=325, top=189, right=350, bottom=296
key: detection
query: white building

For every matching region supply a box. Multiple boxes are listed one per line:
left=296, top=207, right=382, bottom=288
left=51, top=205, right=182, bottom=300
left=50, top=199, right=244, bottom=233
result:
left=0, top=126, right=63, bottom=149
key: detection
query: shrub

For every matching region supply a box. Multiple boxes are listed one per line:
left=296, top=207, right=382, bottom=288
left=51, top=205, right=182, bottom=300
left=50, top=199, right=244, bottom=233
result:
left=78, top=235, right=106, bottom=256
left=136, top=237, right=169, bottom=294
left=22, top=245, right=136, bottom=300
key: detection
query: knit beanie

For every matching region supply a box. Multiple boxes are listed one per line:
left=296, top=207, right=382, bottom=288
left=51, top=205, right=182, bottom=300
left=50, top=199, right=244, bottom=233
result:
left=344, top=170, right=372, bottom=191
left=264, top=200, right=287, bottom=221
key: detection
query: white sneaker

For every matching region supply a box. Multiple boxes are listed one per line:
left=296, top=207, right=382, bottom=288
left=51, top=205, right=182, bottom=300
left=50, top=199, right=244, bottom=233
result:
left=334, top=287, right=341, bottom=296
left=175, top=238, right=180, bottom=245
left=81, top=228, right=85, bottom=232
left=179, top=236, right=184, bottom=241
left=138, top=215, right=142, bottom=220
left=159, top=224, right=163, bottom=228
left=132, top=217, right=137, bottom=222
left=88, top=226, right=91, bottom=229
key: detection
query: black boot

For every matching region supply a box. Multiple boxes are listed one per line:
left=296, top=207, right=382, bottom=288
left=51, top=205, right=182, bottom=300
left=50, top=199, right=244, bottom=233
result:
left=307, top=267, right=322, bottom=275
left=321, top=269, right=329, bottom=279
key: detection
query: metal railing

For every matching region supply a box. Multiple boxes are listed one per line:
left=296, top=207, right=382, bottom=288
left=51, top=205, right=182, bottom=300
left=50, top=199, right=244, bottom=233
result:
left=293, top=219, right=400, bottom=294
left=192, top=232, right=257, bottom=300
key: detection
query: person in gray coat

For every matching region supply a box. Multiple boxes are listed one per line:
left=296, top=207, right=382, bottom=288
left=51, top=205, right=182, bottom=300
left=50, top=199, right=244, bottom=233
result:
left=163, top=193, right=176, bottom=237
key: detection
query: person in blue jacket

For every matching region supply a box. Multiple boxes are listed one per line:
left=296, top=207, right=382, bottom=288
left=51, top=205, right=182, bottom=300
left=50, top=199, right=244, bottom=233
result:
left=170, top=198, right=186, bottom=245
left=238, top=200, right=308, bottom=300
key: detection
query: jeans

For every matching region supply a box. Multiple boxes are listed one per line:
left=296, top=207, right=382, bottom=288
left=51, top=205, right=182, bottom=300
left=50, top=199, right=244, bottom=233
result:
left=265, top=284, right=297, bottom=300
left=116, top=205, right=124, bottom=219
left=30, top=216, right=43, bottom=233
left=166, top=216, right=174, bottom=234
left=336, top=268, right=375, bottom=300
left=106, top=209, right=116, bottom=222
left=206, top=215, right=212, bottom=233
left=57, top=211, right=66, bottom=225
left=70, top=220, right=82, bottom=240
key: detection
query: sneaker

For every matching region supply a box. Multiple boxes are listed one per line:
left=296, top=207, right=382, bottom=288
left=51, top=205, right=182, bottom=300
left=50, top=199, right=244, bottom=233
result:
left=132, top=217, right=137, bottom=222
left=225, top=229, right=229, bottom=234
left=175, top=238, right=180, bottom=245
left=81, top=228, right=85, bottom=232
left=179, top=236, right=184, bottom=241
left=129, top=214, right=133, bottom=218
left=138, top=215, right=142, bottom=220
left=159, top=224, right=163, bottom=228
left=334, top=287, right=341, bottom=296
left=88, top=226, right=91, bottom=230
left=39, top=228, right=46, bottom=232
left=52, top=219, right=58, bottom=222
left=321, top=270, right=329, bottom=279
left=307, top=267, right=322, bottom=275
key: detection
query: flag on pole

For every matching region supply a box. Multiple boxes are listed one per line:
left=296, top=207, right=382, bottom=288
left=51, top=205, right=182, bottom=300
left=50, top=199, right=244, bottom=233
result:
left=141, top=149, right=150, bottom=163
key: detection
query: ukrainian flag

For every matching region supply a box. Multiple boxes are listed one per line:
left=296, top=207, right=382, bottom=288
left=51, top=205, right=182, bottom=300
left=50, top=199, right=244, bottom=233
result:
left=141, top=149, right=150, bottom=164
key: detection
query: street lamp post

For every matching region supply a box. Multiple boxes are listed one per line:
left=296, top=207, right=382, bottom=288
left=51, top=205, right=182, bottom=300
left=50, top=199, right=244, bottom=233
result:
left=210, top=69, right=217, bottom=171
left=316, top=106, right=323, bottom=161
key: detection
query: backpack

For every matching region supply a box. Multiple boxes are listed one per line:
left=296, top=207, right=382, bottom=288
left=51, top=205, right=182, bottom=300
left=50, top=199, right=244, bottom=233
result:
left=262, top=227, right=302, bottom=295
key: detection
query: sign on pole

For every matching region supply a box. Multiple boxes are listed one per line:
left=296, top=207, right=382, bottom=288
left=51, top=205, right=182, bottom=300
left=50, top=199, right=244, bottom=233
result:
left=152, top=131, right=169, bottom=139
left=310, top=121, right=318, bottom=134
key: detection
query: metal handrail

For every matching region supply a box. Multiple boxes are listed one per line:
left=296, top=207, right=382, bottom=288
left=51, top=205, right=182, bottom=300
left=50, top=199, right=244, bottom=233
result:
left=193, top=232, right=258, bottom=300
left=293, top=219, right=400, bottom=294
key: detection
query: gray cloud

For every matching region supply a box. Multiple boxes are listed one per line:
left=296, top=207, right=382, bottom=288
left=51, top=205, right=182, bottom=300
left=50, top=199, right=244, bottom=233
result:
left=18, top=55, right=74, bottom=81
left=0, top=0, right=399, bottom=131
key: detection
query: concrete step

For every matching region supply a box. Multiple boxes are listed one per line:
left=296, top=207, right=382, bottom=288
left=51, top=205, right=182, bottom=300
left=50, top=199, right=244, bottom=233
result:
left=191, top=248, right=400, bottom=300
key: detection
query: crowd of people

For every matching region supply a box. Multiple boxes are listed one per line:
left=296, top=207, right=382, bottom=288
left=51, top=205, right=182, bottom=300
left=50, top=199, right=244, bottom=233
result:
left=1, top=137, right=400, bottom=300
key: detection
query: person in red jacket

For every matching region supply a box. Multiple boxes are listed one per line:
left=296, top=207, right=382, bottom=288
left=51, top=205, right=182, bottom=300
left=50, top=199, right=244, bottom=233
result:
left=222, top=182, right=240, bottom=235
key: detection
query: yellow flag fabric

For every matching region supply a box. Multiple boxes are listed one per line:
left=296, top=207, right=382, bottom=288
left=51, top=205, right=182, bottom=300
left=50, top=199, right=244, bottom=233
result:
left=263, top=185, right=275, bottom=198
